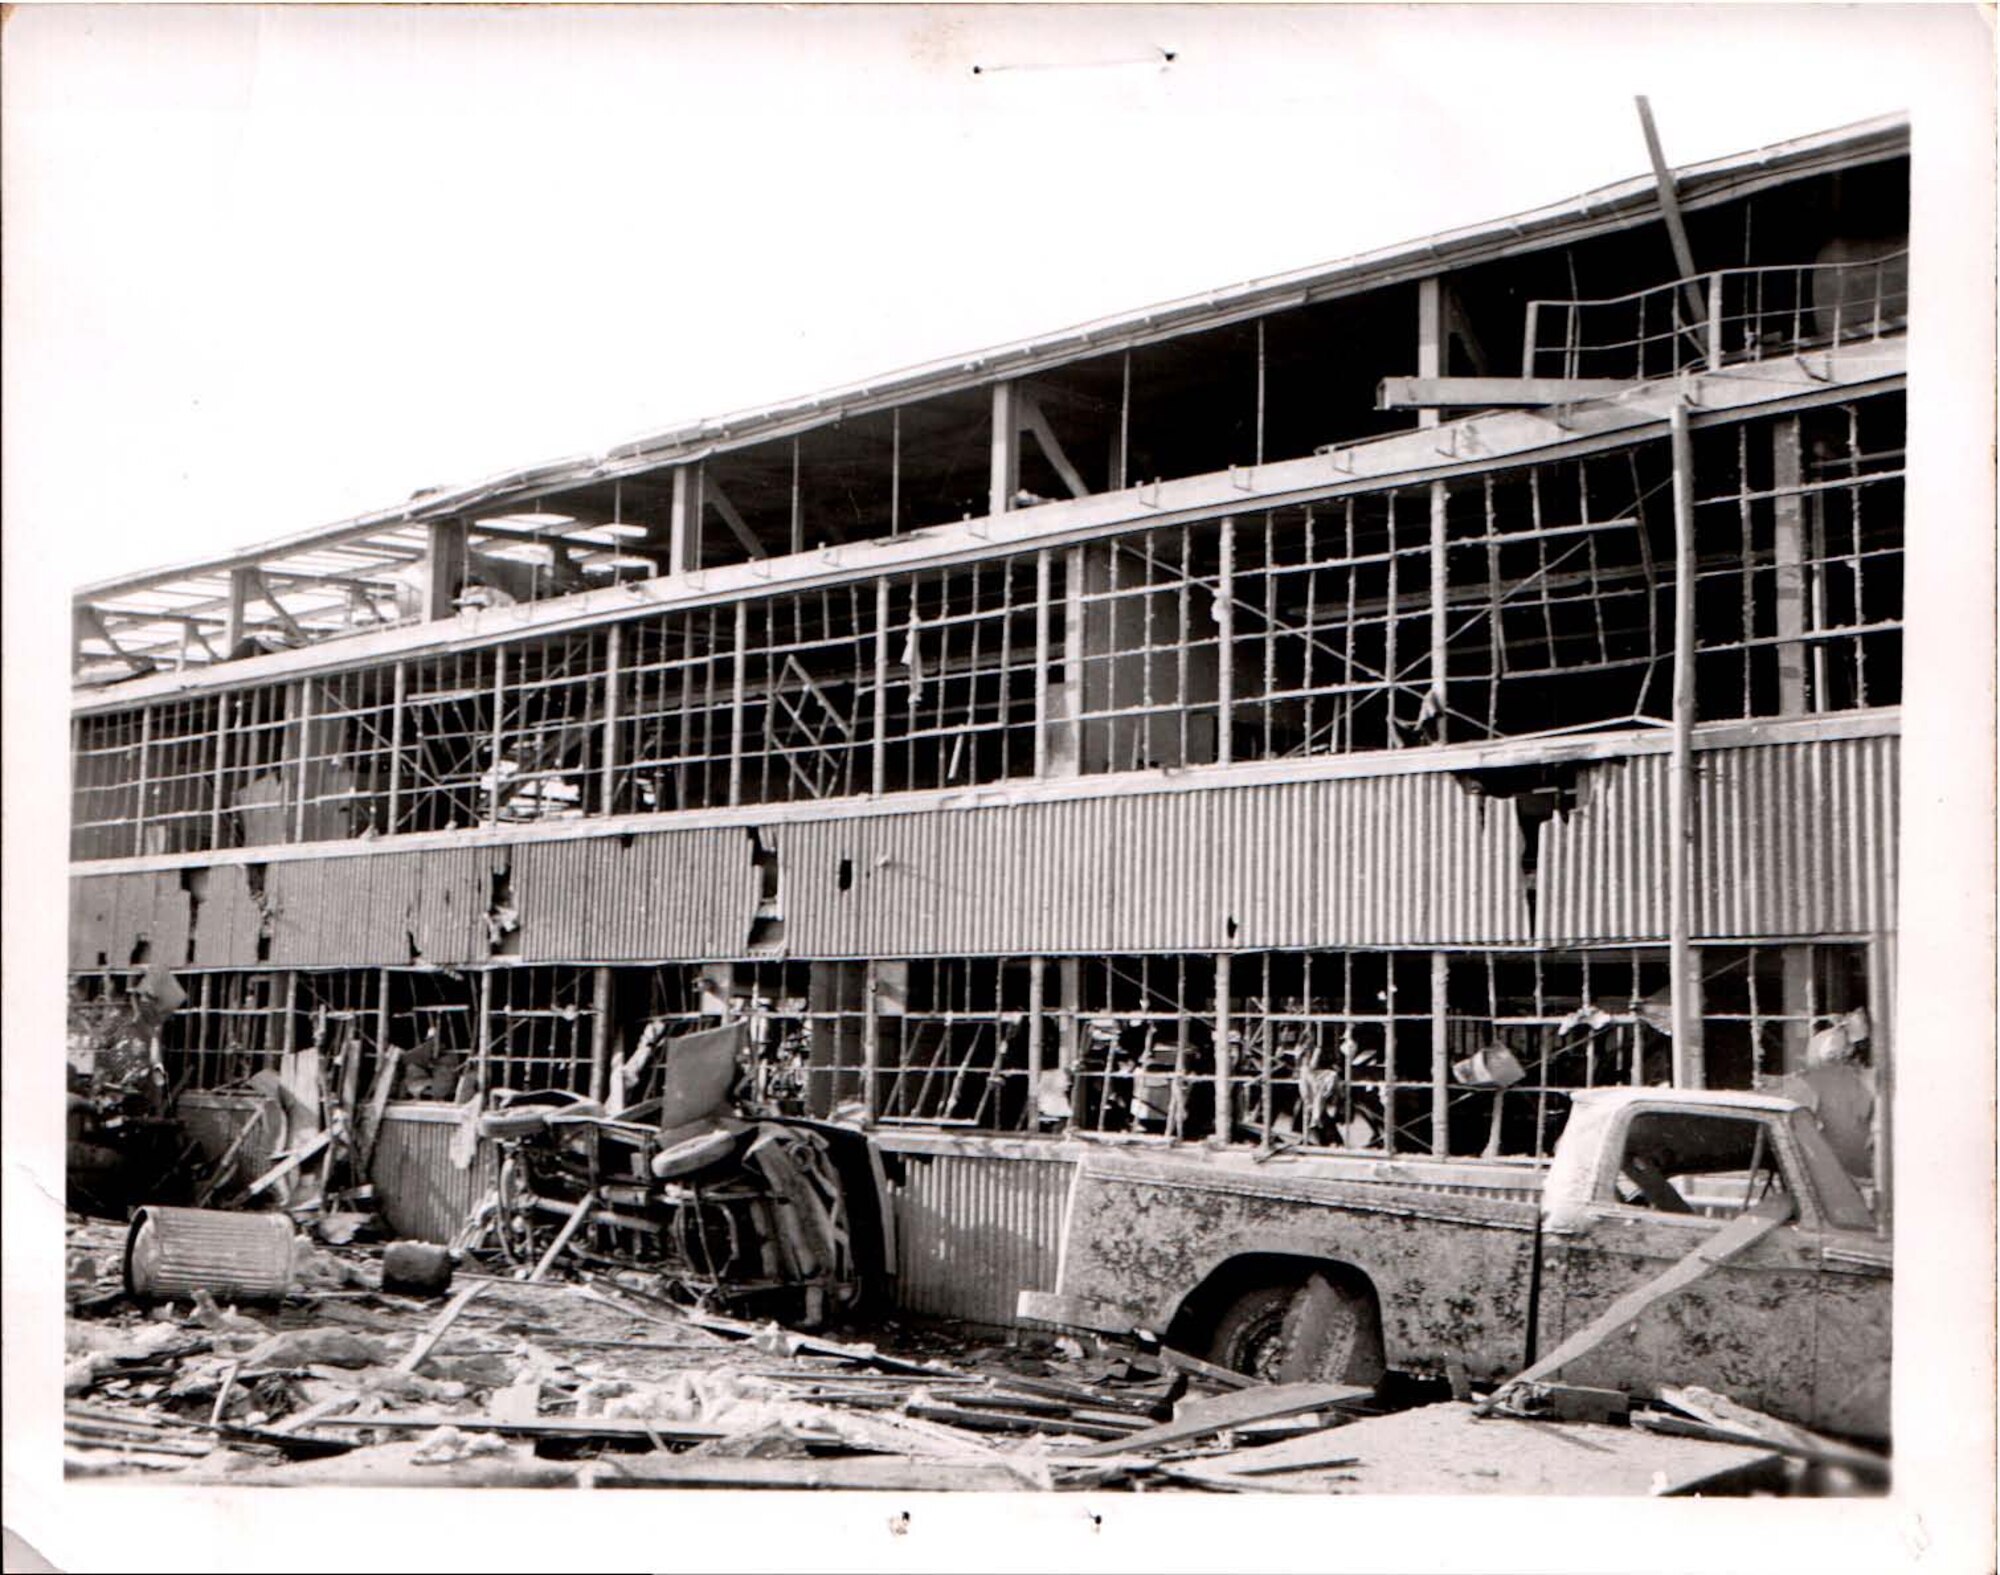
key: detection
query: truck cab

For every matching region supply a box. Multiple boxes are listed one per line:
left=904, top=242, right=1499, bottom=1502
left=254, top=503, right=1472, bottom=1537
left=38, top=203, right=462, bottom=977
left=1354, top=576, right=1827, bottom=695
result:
left=1535, top=1088, right=1889, bottom=1439
left=1032, top=1087, right=1890, bottom=1441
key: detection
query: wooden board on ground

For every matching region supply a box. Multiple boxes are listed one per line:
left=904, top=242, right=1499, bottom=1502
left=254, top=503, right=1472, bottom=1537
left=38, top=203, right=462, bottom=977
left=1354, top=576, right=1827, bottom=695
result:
left=1073, top=1381, right=1371, bottom=1459
left=1206, top=1401, right=1781, bottom=1495
left=179, top=1437, right=1042, bottom=1491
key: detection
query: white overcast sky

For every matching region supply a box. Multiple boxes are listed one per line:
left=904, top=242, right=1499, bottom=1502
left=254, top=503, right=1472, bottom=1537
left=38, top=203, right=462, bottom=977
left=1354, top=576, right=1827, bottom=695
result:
left=2, top=3, right=1982, bottom=599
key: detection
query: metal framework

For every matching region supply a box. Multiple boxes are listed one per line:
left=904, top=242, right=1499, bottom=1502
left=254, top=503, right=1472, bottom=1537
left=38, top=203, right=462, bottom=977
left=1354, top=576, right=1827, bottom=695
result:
left=66, top=399, right=1905, bottom=862
left=125, top=940, right=1870, bottom=1159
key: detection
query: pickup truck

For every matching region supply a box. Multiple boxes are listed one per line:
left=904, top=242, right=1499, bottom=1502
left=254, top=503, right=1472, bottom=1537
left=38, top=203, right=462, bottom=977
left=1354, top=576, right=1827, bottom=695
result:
left=1026, top=1088, right=1890, bottom=1441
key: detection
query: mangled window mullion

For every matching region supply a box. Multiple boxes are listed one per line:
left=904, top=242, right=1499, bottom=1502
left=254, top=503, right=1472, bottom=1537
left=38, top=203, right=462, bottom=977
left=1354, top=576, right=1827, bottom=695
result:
left=493, top=629, right=606, bottom=825
left=880, top=556, right=1043, bottom=795
left=386, top=967, right=479, bottom=1102
left=739, top=583, right=873, bottom=806
left=398, top=648, right=498, bottom=833
left=212, top=681, right=296, bottom=849
left=1691, top=397, right=1904, bottom=720
left=1070, top=953, right=1216, bottom=1142
left=296, top=968, right=384, bottom=1103
left=616, top=606, right=730, bottom=814
left=70, top=706, right=147, bottom=861
left=298, top=665, right=397, bottom=840
left=1442, top=451, right=1670, bottom=742
left=485, top=964, right=596, bottom=1096
left=1229, top=493, right=1431, bottom=761
left=142, top=695, right=223, bottom=854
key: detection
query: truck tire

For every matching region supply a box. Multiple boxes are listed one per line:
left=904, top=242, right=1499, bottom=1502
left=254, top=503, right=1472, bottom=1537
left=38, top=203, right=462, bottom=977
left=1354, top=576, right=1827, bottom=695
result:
left=1207, top=1273, right=1384, bottom=1386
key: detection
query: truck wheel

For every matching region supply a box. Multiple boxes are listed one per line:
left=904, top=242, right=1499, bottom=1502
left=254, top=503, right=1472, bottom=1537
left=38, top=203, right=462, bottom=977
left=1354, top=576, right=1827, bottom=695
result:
left=1206, top=1284, right=1303, bottom=1381
left=1208, top=1274, right=1383, bottom=1386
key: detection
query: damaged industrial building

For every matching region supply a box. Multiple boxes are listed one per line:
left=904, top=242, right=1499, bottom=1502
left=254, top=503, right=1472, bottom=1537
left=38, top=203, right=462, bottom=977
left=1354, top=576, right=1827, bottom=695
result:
left=63, top=112, right=1902, bottom=1489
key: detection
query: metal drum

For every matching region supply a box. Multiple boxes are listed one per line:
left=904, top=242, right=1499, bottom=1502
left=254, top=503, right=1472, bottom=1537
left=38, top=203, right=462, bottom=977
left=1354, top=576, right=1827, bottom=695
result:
left=380, top=1241, right=455, bottom=1297
left=124, top=1205, right=297, bottom=1303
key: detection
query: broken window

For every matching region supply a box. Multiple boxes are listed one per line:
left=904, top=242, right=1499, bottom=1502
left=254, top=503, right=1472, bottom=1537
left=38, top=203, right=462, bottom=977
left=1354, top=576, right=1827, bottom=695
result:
left=293, top=968, right=385, bottom=1101
left=65, top=398, right=1906, bottom=858
left=1231, top=499, right=1434, bottom=758
left=494, top=630, right=608, bottom=823
left=882, top=558, right=1044, bottom=793
left=299, top=666, right=398, bottom=840
left=1071, top=531, right=1222, bottom=775
left=1693, top=398, right=1904, bottom=720
left=484, top=965, right=599, bottom=1096
left=1698, top=944, right=1871, bottom=1091
left=142, top=697, right=223, bottom=855
left=1067, top=954, right=1218, bottom=1141
left=1225, top=952, right=1434, bottom=1154
left=737, top=586, right=876, bottom=805
left=71, top=712, right=145, bottom=860
left=158, top=970, right=285, bottom=1093
left=616, top=605, right=739, bottom=814
left=874, top=957, right=1041, bottom=1131
left=217, top=683, right=296, bottom=849
left=1609, top=1109, right=1794, bottom=1220
left=399, top=647, right=499, bottom=832
left=385, top=968, right=479, bottom=1102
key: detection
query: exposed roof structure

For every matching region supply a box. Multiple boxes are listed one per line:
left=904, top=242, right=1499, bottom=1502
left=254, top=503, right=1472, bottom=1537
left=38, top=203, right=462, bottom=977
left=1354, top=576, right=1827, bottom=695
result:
left=72, top=112, right=1908, bottom=674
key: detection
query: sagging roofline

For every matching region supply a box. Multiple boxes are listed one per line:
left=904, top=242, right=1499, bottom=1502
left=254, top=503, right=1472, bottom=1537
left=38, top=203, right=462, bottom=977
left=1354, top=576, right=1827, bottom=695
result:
left=75, top=113, right=1907, bottom=606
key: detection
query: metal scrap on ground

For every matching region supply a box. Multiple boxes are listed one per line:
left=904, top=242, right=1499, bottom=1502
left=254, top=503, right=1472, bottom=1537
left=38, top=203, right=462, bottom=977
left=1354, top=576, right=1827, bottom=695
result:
left=59, top=1209, right=1876, bottom=1494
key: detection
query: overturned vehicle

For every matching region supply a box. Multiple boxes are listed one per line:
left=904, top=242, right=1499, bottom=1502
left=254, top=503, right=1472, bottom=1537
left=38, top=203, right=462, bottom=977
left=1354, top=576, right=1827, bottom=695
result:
left=480, top=1021, right=895, bottom=1329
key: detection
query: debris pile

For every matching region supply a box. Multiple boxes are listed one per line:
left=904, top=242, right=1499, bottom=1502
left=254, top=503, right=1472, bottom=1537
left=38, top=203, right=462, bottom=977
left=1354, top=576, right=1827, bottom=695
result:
left=60, top=1210, right=1883, bottom=1494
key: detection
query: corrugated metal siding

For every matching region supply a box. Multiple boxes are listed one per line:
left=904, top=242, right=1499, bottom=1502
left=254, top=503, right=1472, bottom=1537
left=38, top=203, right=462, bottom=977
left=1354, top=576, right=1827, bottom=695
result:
left=371, top=1108, right=496, bottom=1243
left=409, top=847, right=492, bottom=965
left=123, top=871, right=190, bottom=967
left=1537, top=756, right=1665, bottom=942
left=70, top=731, right=1900, bottom=968
left=1539, top=735, right=1899, bottom=943
left=883, top=1147, right=1075, bottom=1325
left=70, top=877, right=115, bottom=969
left=267, top=848, right=487, bottom=967
left=786, top=773, right=1526, bottom=957
left=189, top=864, right=263, bottom=968
left=176, top=1096, right=491, bottom=1243
left=512, top=831, right=756, bottom=962
left=1694, top=733, right=1898, bottom=938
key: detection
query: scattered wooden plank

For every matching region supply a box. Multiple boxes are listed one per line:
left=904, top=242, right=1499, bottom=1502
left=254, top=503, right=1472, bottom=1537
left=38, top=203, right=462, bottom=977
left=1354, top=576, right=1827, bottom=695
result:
left=1073, top=1381, right=1372, bottom=1459
left=1653, top=1384, right=1887, bottom=1474
left=310, top=1412, right=734, bottom=1442
left=185, top=1440, right=1044, bottom=1491
left=905, top=1402, right=1130, bottom=1442
left=593, top=1453, right=1042, bottom=1492
left=1633, top=1411, right=1889, bottom=1480
left=1176, top=1424, right=1366, bottom=1478
left=243, top=1130, right=331, bottom=1198
left=355, top=1046, right=403, bottom=1175
left=194, top=1105, right=269, bottom=1207
left=208, top=1361, right=241, bottom=1427
left=526, top=1188, right=598, bottom=1282
left=1154, top=1461, right=1336, bottom=1493
left=1154, top=1346, right=1257, bottom=1392
left=1484, top=1208, right=1788, bottom=1400
left=394, top=1282, right=487, bottom=1375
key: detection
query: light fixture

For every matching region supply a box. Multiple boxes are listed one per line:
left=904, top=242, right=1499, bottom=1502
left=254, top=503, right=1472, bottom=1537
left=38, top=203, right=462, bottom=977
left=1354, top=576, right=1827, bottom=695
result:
left=568, top=524, right=650, bottom=546
left=475, top=512, right=576, bottom=532
left=479, top=541, right=556, bottom=565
